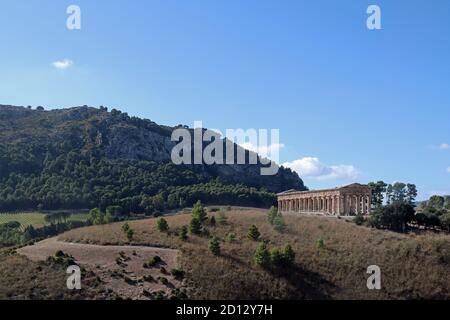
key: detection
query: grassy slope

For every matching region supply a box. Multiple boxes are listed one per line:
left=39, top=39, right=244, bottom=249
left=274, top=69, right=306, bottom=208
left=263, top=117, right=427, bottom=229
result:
left=60, top=208, right=450, bottom=300
left=0, top=212, right=89, bottom=228
left=0, top=251, right=114, bottom=300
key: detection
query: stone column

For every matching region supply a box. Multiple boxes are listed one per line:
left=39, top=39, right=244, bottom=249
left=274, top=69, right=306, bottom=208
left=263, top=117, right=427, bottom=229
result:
left=355, top=195, right=360, bottom=215
left=331, top=196, right=334, bottom=214
left=367, top=195, right=371, bottom=214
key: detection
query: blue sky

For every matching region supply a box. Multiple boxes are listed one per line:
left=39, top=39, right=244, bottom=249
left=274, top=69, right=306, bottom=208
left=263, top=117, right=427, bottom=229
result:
left=0, top=0, right=449, bottom=200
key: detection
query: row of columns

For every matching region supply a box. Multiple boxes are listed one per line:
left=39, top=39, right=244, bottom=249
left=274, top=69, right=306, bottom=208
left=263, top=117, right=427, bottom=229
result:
left=278, top=194, right=371, bottom=216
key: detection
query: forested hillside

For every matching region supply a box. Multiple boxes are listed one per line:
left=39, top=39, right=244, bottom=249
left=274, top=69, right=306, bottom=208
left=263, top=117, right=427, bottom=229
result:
left=0, top=105, right=305, bottom=213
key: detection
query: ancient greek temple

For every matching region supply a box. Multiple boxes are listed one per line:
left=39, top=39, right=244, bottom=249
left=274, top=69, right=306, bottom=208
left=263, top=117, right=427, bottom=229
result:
left=277, top=183, right=372, bottom=216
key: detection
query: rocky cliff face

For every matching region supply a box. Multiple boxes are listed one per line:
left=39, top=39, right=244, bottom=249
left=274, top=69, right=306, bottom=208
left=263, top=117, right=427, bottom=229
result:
left=0, top=105, right=305, bottom=192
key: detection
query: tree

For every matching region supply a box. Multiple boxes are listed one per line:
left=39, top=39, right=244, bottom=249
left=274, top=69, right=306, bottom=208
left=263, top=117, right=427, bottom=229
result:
left=247, top=225, right=260, bottom=241
left=208, top=237, right=220, bottom=256
left=89, top=208, right=105, bottom=225
left=391, top=182, right=407, bottom=203
left=253, top=243, right=270, bottom=267
left=439, top=213, right=450, bottom=232
left=353, top=214, right=366, bottom=226
left=368, top=181, right=387, bottom=208
left=444, top=196, right=450, bottom=210
left=283, top=244, right=296, bottom=266
left=126, top=228, right=134, bottom=241
left=428, top=195, right=445, bottom=210
left=106, top=205, right=124, bottom=218
left=192, top=201, right=207, bottom=223
left=270, top=248, right=285, bottom=267
left=189, top=218, right=202, bottom=235
left=179, top=225, right=188, bottom=241
left=272, top=214, right=286, bottom=233
left=122, top=222, right=130, bottom=233
left=267, top=206, right=278, bottom=225
left=104, top=211, right=114, bottom=224
left=406, top=184, right=418, bottom=205
left=369, top=203, right=415, bottom=232
left=157, top=218, right=169, bottom=232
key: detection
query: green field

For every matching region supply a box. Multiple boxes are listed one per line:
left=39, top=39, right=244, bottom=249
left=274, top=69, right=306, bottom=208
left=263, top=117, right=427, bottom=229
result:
left=0, top=212, right=89, bottom=228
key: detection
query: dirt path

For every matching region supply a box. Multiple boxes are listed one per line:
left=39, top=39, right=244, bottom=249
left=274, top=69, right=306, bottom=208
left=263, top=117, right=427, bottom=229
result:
left=18, top=237, right=183, bottom=300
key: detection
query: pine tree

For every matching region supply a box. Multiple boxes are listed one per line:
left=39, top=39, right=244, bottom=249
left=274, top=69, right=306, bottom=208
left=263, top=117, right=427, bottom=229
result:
left=121, top=222, right=130, bottom=233
left=270, top=248, right=285, bottom=267
left=247, top=225, right=260, bottom=241
left=283, top=244, right=295, bottom=266
left=179, top=225, right=188, bottom=241
left=273, top=214, right=286, bottom=233
left=126, top=228, right=134, bottom=241
left=267, top=206, right=278, bottom=225
left=189, top=218, right=202, bottom=235
left=208, top=237, right=221, bottom=256
left=192, top=200, right=207, bottom=223
left=253, top=243, right=270, bottom=267
left=157, top=218, right=169, bottom=232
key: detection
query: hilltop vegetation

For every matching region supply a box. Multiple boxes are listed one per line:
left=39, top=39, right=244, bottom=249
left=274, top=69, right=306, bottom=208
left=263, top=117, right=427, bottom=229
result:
left=60, top=207, right=450, bottom=300
left=0, top=105, right=305, bottom=213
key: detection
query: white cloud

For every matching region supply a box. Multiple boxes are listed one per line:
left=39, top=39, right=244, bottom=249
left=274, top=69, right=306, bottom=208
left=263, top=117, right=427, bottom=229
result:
left=432, top=143, right=450, bottom=150
left=52, top=59, right=74, bottom=70
left=239, top=142, right=284, bottom=157
left=447, top=167, right=450, bottom=173
left=282, top=157, right=360, bottom=181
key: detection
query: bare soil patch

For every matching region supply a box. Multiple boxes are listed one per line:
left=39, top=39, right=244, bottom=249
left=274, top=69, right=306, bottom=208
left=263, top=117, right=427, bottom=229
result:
left=18, top=237, right=182, bottom=300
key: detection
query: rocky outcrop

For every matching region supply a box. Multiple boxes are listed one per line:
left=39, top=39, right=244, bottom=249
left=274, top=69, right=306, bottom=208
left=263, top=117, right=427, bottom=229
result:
left=0, top=105, right=306, bottom=192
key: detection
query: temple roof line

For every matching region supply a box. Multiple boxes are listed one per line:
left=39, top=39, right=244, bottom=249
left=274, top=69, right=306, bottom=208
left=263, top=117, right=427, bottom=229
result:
left=277, top=183, right=368, bottom=196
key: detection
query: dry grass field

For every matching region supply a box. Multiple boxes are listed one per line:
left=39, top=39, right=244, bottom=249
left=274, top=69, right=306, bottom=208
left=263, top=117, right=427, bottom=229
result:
left=17, top=238, right=183, bottom=300
left=58, top=208, right=450, bottom=300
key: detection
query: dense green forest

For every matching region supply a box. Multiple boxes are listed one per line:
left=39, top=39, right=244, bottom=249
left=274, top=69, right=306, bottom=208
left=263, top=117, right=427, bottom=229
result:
left=0, top=105, right=304, bottom=213
left=0, top=146, right=277, bottom=213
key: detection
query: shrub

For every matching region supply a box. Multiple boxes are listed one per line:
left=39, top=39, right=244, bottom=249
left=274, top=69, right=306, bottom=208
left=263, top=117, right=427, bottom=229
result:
left=208, top=237, right=221, bottom=256
left=216, top=209, right=228, bottom=224
left=143, top=256, right=162, bottom=268
left=267, top=206, right=278, bottom=225
left=189, top=218, right=202, bottom=235
left=179, top=225, right=188, bottom=241
left=171, top=268, right=185, bottom=280
left=121, top=222, right=130, bottom=233
left=253, top=243, right=270, bottom=267
left=272, top=214, right=286, bottom=233
left=283, top=244, right=296, bottom=266
left=353, top=214, right=366, bottom=226
left=247, top=225, right=260, bottom=241
left=316, top=238, right=325, bottom=250
left=192, top=200, right=207, bottom=223
left=126, top=228, right=134, bottom=241
left=158, top=277, right=169, bottom=285
left=270, top=248, right=285, bottom=267
left=157, top=218, right=169, bottom=232
left=440, top=213, right=450, bottom=232
left=226, top=232, right=236, bottom=243
left=210, top=216, right=216, bottom=227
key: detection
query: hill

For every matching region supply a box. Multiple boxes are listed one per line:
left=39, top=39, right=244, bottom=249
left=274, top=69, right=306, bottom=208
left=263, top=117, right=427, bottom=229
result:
left=0, top=105, right=305, bottom=213
left=12, top=208, right=450, bottom=300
